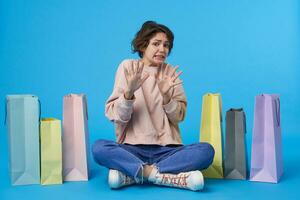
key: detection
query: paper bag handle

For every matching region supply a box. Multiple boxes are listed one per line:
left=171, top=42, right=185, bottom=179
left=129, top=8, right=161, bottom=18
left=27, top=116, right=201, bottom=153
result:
left=275, top=98, right=280, bottom=127
left=243, top=111, right=247, bottom=134
left=83, top=95, right=88, bottom=120
left=4, top=98, right=7, bottom=125
left=38, top=99, right=41, bottom=122
left=219, top=95, right=222, bottom=122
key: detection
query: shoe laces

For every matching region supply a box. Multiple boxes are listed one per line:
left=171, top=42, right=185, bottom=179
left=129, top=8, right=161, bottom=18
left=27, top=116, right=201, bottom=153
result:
left=159, top=173, right=190, bottom=187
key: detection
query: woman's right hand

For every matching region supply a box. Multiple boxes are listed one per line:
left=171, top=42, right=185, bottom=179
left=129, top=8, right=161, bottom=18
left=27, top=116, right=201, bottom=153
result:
left=124, top=60, right=149, bottom=100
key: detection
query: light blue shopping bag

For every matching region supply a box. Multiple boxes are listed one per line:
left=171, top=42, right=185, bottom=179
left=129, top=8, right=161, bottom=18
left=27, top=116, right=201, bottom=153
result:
left=5, top=95, right=41, bottom=185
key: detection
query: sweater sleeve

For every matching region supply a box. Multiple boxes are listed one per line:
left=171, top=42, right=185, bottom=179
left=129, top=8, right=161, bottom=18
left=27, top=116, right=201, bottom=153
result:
left=105, top=60, right=134, bottom=142
left=162, top=83, right=187, bottom=124
left=161, top=64, right=187, bottom=124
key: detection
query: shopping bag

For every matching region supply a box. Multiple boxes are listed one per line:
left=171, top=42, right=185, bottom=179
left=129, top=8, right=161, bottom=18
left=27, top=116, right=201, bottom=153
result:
left=224, top=108, right=247, bottom=180
left=200, top=93, right=224, bottom=178
left=62, top=94, right=90, bottom=181
left=40, top=118, right=63, bottom=185
left=250, top=94, right=283, bottom=183
left=5, top=95, right=40, bottom=185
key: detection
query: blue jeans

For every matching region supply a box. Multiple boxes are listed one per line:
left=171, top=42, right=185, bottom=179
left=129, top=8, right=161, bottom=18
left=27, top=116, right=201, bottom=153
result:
left=92, top=139, right=215, bottom=182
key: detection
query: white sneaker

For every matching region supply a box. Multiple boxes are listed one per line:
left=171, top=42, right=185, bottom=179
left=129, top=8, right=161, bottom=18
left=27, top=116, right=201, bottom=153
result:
left=108, top=169, right=136, bottom=189
left=148, top=169, right=204, bottom=191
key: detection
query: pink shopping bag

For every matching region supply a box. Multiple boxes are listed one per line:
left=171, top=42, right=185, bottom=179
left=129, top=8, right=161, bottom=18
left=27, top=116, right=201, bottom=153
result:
left=63, top=94, right=90, bottom=181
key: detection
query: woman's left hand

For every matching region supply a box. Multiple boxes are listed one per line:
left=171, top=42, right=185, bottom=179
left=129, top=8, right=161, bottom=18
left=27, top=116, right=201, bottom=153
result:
left=156, top=64, right=183, bottom=104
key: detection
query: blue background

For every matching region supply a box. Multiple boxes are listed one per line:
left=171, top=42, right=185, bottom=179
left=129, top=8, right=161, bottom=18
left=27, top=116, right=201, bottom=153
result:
left=1, top=0, right=299, bottom=199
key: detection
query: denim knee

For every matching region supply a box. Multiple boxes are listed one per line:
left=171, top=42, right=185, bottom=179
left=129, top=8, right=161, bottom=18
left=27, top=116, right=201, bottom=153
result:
left=203, top=143, right=215, bottom=165
left=191, top=142, right=215, bottom=169
left=92, top=139, right=116, bottom=157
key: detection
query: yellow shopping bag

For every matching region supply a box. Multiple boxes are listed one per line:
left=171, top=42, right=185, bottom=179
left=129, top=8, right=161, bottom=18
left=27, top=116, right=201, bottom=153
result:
left=40, top=118, right=63, bottom=185
left=200, top=93, right=224, bottom=178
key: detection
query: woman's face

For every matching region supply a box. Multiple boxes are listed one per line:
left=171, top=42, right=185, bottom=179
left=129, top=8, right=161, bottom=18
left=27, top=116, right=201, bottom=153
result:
left=141, top=32, right=170, bottom=67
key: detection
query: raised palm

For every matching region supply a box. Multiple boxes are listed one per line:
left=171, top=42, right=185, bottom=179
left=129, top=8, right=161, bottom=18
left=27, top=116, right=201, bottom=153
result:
left=157, top=64, right=183, bottom=96
left=124, top=60, right=149, bottom=95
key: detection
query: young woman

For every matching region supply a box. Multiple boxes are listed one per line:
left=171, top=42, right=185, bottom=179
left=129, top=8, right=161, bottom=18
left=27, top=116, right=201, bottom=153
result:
left=92, top=21, right=215, bottom=191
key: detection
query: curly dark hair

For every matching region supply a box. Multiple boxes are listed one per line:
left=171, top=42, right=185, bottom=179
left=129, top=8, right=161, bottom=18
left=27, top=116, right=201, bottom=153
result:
left=131, top=21, right=174, bottom=58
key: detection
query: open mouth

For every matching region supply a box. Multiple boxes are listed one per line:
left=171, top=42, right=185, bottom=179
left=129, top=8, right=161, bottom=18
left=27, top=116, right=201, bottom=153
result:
left=154, top=55, right=166, bottom=60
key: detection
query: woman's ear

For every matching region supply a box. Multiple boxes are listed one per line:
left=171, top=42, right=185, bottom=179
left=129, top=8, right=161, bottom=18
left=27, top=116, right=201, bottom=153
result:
left=141, top=42, right=149, bottom=53
left=140, top=48, right=145, bottom=58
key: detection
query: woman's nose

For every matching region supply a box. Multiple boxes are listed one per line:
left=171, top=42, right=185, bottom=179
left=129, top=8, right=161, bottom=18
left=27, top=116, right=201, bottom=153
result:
left=159, top=44, right=165, bottom=52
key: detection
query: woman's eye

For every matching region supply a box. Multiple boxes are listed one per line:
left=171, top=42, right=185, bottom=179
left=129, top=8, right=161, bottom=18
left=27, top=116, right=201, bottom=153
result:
left=164, top=43, right=170, bottom=48
left=152, top=42, right=159, bottom=46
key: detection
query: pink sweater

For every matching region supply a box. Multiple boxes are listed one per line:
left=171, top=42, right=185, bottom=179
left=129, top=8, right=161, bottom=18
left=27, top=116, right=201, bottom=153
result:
left=105, top=59, right=187, bottom=145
